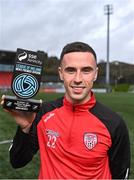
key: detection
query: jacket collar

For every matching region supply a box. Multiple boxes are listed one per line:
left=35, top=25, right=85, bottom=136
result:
left=63, top=91, right=96, bottom=112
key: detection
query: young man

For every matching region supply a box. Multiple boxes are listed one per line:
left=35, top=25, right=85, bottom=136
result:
left=2, top=42, right=130, bottom=179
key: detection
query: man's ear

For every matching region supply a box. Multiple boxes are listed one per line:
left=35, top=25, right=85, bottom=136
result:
left=58, top=67, right=63, bottom=81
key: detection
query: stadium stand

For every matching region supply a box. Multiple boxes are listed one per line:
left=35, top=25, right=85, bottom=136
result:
left=0, top=50, right=15, bottom=90
left=0, top=72, right=13, bottom=89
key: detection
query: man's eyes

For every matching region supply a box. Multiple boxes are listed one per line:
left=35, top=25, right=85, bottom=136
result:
left=64, top=67, right=94, bottom=74
left=82, top=67, right=93, bottom=73
left=65, top=67, right=76, bottom=73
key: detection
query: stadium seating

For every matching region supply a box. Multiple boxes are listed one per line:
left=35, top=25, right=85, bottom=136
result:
left=0, top=72, right=13, bottom=89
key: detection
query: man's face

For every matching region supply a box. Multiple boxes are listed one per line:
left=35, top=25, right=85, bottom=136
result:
left=58, top=52, right=98, bottom=104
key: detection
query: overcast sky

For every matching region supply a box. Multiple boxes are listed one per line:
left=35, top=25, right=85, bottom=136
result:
left=0, top=0, right=134, bottom=64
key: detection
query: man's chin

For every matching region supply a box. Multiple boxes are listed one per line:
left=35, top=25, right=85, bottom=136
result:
left=70, top=94, right=86, bottom=103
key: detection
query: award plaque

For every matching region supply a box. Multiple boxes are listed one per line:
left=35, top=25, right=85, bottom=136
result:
left=2, top=48, right=45, bottom=112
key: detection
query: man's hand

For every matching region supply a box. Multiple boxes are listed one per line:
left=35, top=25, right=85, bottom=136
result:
left=1, top=95, right=36, bottom=133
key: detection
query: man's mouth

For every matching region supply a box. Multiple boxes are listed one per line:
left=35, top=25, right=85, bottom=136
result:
left=71, top=86, right=85, bottom=94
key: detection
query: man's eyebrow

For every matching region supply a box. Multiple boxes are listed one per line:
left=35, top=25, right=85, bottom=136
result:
left=82, top=66, right=94, bottom=70
left=82, top=66, right=93, bottom=69
left=64, top=66, right=76, bottom=71
left=64, top=66, right=93, bottom=68
left=64, top=66, right=75, bottom=69
left=63, top=66, right=95, bottom=72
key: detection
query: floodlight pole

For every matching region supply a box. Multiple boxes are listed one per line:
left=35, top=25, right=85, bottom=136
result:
left=104, top=4, right=113, bottom=93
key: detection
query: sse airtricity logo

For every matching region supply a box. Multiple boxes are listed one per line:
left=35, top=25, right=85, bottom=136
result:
left=12, top=73, right=39, bottom=99
left=18, top=51, right=27, bottom=61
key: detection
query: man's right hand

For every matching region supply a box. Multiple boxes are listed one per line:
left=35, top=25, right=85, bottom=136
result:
left=1, top=95, right=36, bottom=133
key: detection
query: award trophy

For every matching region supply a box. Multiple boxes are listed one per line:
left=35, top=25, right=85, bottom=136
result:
left=2, top=48, right=45, bottom=112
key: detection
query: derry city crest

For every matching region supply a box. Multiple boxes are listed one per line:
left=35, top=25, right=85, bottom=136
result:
left=84, top=133, right=98, bottom=150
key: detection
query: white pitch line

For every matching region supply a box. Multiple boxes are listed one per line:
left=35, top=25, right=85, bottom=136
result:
left=0, top=139, right=13, bottom=145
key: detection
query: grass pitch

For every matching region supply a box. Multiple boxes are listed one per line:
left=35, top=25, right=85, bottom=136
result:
left=0, top=92, right=133, bottom=179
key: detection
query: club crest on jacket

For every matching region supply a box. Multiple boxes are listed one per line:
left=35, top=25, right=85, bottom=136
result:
left=84, top=133, right=98, bottom=150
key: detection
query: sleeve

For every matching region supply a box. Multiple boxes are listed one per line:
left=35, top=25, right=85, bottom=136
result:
left=108, top=119, right=131, bottom=179
left=9, top=126, right=38, bottom=168
left=9, top=107, right=44, bottom=168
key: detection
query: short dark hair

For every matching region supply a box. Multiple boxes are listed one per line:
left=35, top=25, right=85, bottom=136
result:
left=59, top=41, right=97, bottom=65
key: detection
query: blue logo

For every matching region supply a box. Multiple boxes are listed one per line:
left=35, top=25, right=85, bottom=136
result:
left=12, top=73, right=39, bottom=99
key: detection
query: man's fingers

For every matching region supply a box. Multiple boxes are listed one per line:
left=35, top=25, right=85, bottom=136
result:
left=1, top=100, right=4, bottom=105
left=0, top=95, right=14, bottom=113
left=1, top=94, right=5, bottom=99
left=2, top=108, right=18, bottom=116
left=1, top=95, right=5, bottom=105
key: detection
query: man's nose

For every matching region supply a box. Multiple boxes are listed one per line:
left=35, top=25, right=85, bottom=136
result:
left=74, top=71, right=82, bottom=83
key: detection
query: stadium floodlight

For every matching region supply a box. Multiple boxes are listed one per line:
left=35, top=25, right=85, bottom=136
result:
left=104, top=4, right=113, bottom=93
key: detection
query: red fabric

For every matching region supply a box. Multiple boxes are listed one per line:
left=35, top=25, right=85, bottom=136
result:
left=37, top=93, right=112, bottom=179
